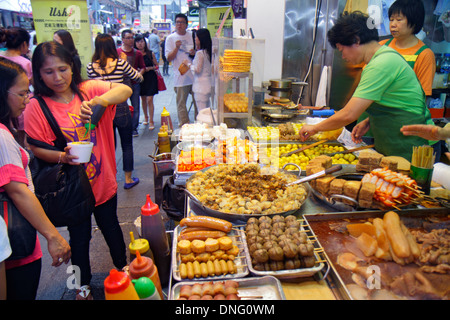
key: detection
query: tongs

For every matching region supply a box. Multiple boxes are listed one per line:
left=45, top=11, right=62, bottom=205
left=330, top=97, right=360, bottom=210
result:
left=286, top=164, right=343, bottom=186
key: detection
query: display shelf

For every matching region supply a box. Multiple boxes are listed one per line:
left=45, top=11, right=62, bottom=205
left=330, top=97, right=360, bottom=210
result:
left=216, top=71, right=253, bottom=127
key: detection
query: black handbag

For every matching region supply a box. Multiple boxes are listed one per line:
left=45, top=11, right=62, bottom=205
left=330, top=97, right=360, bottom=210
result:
left=28, top=96, right=95, bottom=227
left=0, top=192, right=36, bottom=261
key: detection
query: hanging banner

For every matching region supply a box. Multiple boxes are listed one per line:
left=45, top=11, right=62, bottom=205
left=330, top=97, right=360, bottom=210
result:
left=206, top=6, right=233, bottom=37
left=30, top=0, right=93, bottom=78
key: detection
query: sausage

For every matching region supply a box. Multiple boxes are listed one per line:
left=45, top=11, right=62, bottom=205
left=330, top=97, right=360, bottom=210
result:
left=219, top=259, right=228, bottom=275
left=383, top=211, right=411, bottom=258
left=206, top=260, right=215, bottom=276
left=179, top=263, right=188, bottom=279
left=180, top=216, right=233, bottom=233
left=200, top=262, right=209, bottom=278
left=178, top=230, right=227, bottom=241
left=192, top=260, right=201, bottom=278
left=180, top=226, right=219, bottom=235
left=213, top=259, right=222, bottom=275
left=227, top=260, right=236, bottom=274
left=186, top=261, right=195, bottom=279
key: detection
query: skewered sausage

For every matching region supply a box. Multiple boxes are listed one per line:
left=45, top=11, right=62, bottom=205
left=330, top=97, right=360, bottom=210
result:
left=180, top=216, right=233, bottom=233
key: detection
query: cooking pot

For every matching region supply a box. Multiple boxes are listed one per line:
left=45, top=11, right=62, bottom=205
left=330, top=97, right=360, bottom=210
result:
left=268, top=79, right=308, bottom=98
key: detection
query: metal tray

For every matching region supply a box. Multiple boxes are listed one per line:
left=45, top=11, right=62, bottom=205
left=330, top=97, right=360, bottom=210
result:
left=184, top=164, right=309, bottom=224
left=169, top=276, right=286, bottom=300
left=171, top=225, right=249, bottom=282
left=303, top=208, right=450, bottom=300
left=242, top=221, right=326, bottom=279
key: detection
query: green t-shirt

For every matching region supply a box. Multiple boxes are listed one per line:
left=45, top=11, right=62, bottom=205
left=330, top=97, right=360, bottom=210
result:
left=353, top=46, right=434, bottom=160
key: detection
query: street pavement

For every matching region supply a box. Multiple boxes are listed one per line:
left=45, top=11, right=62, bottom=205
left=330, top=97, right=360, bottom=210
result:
left=36, top=66, right=195, bottom=300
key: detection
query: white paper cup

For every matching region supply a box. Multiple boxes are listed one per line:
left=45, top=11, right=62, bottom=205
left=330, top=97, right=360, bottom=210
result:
left=68, top=142, right=93, bottom=163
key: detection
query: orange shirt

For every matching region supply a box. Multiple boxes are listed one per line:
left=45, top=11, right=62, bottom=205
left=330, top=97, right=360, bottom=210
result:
left=379, top=38, right=436, bottom=95
left=24, top=80, right=117, bottom=206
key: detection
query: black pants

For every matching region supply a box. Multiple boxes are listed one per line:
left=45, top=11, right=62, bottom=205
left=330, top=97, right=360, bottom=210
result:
left=6, top=258, right=42, bottom=300
left=162, top=56, right=169, bottom=75
left=68, top=194, right=126, bottom=286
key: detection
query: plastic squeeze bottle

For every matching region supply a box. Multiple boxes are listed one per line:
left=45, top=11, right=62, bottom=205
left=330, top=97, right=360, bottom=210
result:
left=157, top=130, right=171, bottom=154
left=132, top=277, right=162, bottom=300
left=129, top=251, right=163, bottom=300
left=160, top=107, right=173, bottom=134
left=104, top=269, right=139, bottom=300
left=84, top=97, right=109, bottom=136
left=129, top=231, right=154, bottom=263
left=140, top=194, right=171, bottom=287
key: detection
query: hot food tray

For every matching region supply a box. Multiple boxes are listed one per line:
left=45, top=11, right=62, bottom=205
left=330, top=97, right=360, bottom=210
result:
left=169, top=276, right=286, bottom=300
left=303, top=208, right=450, bottom=300
left=171, top=225, right=249, bottom=282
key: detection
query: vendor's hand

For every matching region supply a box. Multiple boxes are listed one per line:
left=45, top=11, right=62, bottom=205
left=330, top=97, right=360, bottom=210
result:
left=351, top=118, right=370, bottom=144
left=400, top=124, right=440, bottom=141
left=188, top=48, right=196, bottom=56
left=175, top=40, right=182, bottom=49
left=299, top=124, right=318, bottom=141
left=48, top=233, right=71, bottom=267
left=182, top=59, right=189, bottom=65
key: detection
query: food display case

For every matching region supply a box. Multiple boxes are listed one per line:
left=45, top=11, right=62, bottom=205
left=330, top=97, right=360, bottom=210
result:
left=212, top=37, right=265, bottom=129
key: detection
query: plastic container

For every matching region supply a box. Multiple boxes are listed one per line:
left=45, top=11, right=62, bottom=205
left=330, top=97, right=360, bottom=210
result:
left=129, top=231, right=154, bottom=263
left=158, top=131, right=171, bottom=154
left=141, top=194, right=171, bottom=287
left=132, top=277, right=161, bottom=300
left=129, top=251, right=163, bottom=300
left=432, top=162, right=450, bottom=189
left=67, top=142, right=93, bottom=163
left=104, top=269, right=140, bottom=300
left=161, top=107, right=173, bottom=134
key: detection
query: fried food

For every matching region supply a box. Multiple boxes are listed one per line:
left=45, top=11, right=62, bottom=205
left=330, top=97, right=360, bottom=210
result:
left=187, top=164, right=307, bottom=215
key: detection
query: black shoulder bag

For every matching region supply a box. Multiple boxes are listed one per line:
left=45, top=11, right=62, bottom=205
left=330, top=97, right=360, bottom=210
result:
left=0, top=192, right=37, bottom=260
left=28, top=96, right=95, bottom=227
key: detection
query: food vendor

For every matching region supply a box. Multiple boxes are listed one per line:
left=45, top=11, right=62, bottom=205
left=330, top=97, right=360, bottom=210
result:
left=299, top=11, right=439, bottom=162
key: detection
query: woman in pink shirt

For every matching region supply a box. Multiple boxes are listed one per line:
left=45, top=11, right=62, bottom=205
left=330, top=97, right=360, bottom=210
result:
left=0, top=57, right=70, bottom=300
left=24, top=42, right=132, bottom=300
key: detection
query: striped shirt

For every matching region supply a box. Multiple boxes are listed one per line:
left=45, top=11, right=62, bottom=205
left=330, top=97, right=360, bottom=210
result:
left=86, top=58, right=143, bottom=83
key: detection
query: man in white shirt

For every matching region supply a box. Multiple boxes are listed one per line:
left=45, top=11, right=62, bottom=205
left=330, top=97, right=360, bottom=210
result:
left=165, top=13, right=197, bottom=127
left=149, top=29, right=161, bottom=63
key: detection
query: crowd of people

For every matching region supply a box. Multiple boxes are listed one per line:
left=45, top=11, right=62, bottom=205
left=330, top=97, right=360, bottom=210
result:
left=0, top=12, right=215, bottom=301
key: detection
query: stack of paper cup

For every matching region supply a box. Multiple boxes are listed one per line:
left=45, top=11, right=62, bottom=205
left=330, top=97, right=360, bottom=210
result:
left=432, top=162, right=450, bottom=189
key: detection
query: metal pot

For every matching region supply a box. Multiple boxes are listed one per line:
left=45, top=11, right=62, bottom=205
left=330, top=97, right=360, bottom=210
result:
left=269, top=79, right=293, bottom=89
left=268, top=79, right=308, bottom=98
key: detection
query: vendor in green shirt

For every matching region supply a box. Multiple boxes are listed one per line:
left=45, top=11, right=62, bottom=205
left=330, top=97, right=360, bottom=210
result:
left=299, top=11, right=439, bottom=162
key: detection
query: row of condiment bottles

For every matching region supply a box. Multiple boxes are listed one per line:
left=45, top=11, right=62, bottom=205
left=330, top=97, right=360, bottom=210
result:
left=104, top=266, right=161, bottom=300
left=104, top=249, right=164, bottom=300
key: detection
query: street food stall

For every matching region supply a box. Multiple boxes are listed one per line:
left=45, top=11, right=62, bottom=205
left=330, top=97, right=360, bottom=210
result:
left=137, top=0, right=450, bottom=302
left=147, top=115, right=449, bottom=301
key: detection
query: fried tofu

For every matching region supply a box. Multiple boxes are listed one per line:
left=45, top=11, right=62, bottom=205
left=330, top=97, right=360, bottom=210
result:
left=343, top=180, right=362, bottom=204
left=379, top=157, right=398, bottom=171
left=329, top=178, right=346, bottom=195
left=358, top=182, right=376, bottom=208
left=309, top=155, right=332, bottom=169
left=315, top=175, right=335, bottom=195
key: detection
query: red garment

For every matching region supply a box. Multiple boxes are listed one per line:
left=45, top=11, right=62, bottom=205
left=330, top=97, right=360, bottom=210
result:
left=24, top=80, right=117, bottom=206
